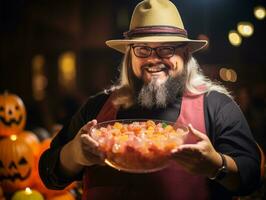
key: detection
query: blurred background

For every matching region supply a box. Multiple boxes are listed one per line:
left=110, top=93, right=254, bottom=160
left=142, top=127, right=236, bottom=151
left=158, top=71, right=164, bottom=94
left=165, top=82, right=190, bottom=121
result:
left=0, top=0, right=265, bottom=149
left=0, top=0, right=265, bottom=199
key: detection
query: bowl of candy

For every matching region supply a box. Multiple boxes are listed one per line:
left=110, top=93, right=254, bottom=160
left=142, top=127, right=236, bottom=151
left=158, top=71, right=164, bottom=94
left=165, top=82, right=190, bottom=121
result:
left=90, top=119, right=188, bottom=173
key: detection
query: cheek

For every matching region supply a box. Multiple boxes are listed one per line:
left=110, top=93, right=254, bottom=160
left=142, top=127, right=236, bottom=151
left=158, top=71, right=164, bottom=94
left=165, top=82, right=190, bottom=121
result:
left=171, top=57, right=185, bottom=76
left=131, top=57, right=142, bottom=78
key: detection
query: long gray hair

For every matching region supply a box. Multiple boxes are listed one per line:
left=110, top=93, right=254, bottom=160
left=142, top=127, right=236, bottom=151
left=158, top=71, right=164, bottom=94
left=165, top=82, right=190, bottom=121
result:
left=110, top=47, right=231, bottom=108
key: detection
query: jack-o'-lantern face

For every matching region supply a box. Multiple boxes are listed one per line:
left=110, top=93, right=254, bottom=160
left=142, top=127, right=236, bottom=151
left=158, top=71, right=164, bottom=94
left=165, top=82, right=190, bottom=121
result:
left=0, top=93, right=26, bottom=137
left=0, top=135, right=34, bottom=193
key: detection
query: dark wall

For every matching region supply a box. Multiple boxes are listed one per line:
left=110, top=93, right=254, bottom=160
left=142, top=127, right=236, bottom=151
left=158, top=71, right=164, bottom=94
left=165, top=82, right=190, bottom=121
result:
left=0, top=0, right=265, bottom=131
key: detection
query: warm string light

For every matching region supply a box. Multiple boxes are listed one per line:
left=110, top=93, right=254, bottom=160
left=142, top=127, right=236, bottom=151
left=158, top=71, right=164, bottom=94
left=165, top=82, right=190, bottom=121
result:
left=228, top=5, right=265, bottom=46
left=237, top=22, right=254, bottom=37
left=254, top=6, right=266, bottom=20
left=219, top=68, right=237, bottom=82
left=58, top=51, right=76, bottom=90
left=32, top=54, right=47, bottom=101
left=228, top=31, right=242, bottom=46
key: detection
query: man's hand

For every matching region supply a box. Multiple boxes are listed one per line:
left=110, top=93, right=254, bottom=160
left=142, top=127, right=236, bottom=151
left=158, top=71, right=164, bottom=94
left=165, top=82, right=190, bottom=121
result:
left=172, top=124, right=222, bottom=178
left=59, top=120, right=105, bottom=177
left=70, top=119, right=105, bottom=166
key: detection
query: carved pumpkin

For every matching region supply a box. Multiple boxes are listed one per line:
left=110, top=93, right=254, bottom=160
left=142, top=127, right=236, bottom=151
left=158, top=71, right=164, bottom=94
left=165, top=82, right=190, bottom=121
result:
left=0, top=186, right=6, bottom=200
left=19, top=130, right=40, bottom=157
left=0, top=93, right=26, bottom=137
left=32, top=138, right=76, bottom=198
left=46, top=191, right=75, bottom=200
left=0, top=135, right=35, bottom=193
left=39, top=138, right=52, bottom=153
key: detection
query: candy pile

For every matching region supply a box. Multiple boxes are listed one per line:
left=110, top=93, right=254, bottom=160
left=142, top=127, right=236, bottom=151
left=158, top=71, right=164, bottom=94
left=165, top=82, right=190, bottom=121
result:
left=91, top=120, right=187, bottom=171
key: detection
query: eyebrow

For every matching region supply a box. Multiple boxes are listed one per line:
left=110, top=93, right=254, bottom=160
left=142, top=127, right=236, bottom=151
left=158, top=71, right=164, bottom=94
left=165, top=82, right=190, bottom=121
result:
left=132, top=43, right=187, bottom=48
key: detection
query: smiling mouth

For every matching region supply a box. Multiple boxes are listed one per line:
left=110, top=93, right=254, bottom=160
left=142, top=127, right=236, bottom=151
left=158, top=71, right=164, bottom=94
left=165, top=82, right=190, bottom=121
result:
left=143, top=64, right=170, bottom=74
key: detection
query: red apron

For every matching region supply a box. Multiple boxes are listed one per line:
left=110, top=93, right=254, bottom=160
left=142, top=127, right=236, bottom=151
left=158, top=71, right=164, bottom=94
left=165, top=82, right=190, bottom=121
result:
left=82, top=92, right=210, bottom=200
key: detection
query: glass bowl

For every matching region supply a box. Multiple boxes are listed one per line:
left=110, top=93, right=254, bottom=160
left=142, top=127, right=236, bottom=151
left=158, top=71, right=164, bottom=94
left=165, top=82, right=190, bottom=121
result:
left=90, top=119, right=188, bottom=173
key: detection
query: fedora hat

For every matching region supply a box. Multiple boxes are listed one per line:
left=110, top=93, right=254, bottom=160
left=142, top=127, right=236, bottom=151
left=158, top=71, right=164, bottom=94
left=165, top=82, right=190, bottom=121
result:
left=106, top=0, right=208, bottom=53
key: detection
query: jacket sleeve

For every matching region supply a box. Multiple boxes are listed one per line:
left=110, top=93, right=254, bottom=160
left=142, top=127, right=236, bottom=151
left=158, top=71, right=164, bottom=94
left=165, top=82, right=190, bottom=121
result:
left=38, top=92, right=109, bottom=189
left=205, top=91, right=261, bottom=195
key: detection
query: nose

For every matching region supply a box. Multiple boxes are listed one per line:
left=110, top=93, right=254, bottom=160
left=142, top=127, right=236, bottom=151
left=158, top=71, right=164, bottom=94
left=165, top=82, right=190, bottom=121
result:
left=147, top=49, right=162, bottom=62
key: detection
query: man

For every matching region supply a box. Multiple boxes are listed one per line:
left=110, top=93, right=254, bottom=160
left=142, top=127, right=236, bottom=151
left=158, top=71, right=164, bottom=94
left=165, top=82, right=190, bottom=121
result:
left=39, top=0, right=261, bottom=199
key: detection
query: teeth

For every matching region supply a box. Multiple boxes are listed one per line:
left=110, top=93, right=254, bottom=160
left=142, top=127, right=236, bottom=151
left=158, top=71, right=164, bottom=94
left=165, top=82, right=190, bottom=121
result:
left=147, top=68, right=161, bottom=72
left=144, top=64, right=167, bottom=73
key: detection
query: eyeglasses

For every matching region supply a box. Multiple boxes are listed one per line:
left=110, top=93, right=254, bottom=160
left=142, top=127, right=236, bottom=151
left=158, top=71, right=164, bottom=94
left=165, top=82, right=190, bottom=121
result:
left=131, top=44, right=186, bottom=59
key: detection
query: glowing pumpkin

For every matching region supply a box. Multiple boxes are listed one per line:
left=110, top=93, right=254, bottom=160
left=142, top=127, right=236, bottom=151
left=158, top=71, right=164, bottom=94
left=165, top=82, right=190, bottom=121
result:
left=32, top=138, right=76, bottom=198
left=0, top=185, right=5, bottom=200
left=0, top=135, right=35, bottom=192
left=0, top=93, right=26, bottom=137
left=39, top=138, right=52, bottom=153
left=19, top=130, right=40, bottom=157
left=46, top=191, right=75, bottom=200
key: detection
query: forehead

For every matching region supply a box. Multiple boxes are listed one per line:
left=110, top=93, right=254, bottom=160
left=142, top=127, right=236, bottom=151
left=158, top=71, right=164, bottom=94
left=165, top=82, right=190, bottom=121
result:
left=131, top=42, right=180, bottom=47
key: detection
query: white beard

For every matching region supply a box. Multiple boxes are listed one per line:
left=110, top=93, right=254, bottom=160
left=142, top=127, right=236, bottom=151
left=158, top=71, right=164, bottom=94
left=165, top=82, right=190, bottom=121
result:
left=138, top=77, right=169, bottom=109
left=130, top=62, right=187, bottom=109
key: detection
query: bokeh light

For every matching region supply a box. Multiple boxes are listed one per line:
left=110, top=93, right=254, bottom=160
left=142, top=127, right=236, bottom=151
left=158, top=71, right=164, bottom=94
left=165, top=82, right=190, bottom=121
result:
left=219, top=68, right=227, bottom=81
left=228, top=31, right=242, bottom=46
left=229, top=69, right=237, bottom=82
left=58, top=51, right=76, bottom=90
left=219, top=68, right=237, bottom=82
left=237, top=22, right=254, bottom=37
left=32, top=55, right=47, bottom=101
left=32, top=55, right=45, bottom=71
left=254, top=6, right=266, bottom=20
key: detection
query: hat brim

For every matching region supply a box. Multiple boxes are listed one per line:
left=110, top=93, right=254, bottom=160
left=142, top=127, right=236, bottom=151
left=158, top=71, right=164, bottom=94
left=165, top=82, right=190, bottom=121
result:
left=106, top=36, right=208, bottom=54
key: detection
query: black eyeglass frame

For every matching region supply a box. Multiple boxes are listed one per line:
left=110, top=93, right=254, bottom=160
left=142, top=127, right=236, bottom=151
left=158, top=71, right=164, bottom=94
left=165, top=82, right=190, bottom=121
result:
left=131, top=43, right=187, bottom=59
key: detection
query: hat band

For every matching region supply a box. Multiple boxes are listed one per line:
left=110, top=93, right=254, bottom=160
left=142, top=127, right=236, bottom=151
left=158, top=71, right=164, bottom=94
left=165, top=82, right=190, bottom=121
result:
left=123, top=26, right=188, bottom=39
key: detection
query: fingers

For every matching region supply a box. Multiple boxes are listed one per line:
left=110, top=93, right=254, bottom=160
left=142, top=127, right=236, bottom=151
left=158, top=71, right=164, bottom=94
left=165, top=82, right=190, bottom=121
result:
left=79, top=119, right=100, bottom=153
left=79, top=119, right=97, bottom=137
left=83, top=119, right=97, bottom=132
left=176, top=144, right=200, bottom=151
left=188, top=124, right=208, bottom=140
left=172, top=141, right=201, bottom=153
left=81, top=134, right=99, bottom=147
left=80, top=134, right=104, bottom=160
left=72, top=119, right=105, bottom=166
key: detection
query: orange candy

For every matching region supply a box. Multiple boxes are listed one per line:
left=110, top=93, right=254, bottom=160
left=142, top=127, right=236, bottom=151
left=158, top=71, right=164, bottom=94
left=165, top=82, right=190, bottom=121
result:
left=91, top=120, right=186, bottom=169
